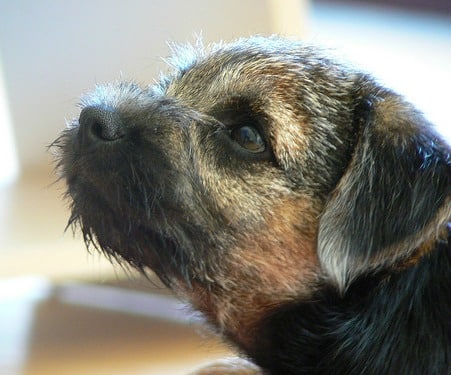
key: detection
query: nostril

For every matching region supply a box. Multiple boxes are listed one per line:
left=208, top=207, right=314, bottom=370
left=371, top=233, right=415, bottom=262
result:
left=79, top=106, right=126, bottom=142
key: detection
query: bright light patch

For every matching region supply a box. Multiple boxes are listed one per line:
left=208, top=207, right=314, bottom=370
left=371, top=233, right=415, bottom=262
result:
left=309, top=4, right=451, bottom=143
left=0, top=53, right=19, bottom=187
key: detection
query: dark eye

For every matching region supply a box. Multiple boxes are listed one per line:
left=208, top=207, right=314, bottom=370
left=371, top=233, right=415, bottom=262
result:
left=230, top=126, right=266, bottom=153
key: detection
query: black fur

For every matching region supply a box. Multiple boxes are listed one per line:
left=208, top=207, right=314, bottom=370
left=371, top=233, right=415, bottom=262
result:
left=343, top=93, right=450, bottom=257
left=256, top=230, right=451, bottom=375
left=318, top=88, right=451, bottom=290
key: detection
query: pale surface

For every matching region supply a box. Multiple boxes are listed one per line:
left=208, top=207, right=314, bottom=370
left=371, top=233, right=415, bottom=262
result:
left=0, top=279, right=231, bottom=375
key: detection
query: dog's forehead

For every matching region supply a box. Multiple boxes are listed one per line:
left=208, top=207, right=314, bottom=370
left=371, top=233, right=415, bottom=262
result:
left=162, top=38, right=330, bottom=108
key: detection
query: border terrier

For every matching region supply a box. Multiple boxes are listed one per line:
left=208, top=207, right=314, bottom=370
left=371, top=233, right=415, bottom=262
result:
left=54, top=37, right=450, bottom=374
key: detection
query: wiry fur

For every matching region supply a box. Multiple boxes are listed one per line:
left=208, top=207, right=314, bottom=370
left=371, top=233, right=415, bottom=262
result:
left=53, top=36, right=450, bottom=374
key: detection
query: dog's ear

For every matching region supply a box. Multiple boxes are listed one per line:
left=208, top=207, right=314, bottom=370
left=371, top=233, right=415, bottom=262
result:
left=318, top=87, right=450, bottom=292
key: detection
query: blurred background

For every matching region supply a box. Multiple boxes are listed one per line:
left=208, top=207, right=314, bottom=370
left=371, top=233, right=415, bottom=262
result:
left=0, top=1, right=450, bottom=374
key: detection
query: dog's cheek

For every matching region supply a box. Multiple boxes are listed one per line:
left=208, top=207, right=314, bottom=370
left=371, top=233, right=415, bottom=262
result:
left=228, top=197, right=320, bottom=293
left=185, top=197, right=322, bottom=352
left=195, top=163, right=291, bottom=227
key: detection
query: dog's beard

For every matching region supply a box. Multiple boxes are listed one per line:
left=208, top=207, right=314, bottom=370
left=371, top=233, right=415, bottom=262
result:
left=52, top=126, right=221, bottom=288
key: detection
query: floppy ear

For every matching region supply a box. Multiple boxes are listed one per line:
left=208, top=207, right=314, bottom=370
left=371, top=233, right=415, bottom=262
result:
left=318, top=89, right=450, bottom=292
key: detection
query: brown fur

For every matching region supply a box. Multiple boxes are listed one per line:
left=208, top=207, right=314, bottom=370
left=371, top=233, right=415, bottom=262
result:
left=185, top=197, right=321, bottom=353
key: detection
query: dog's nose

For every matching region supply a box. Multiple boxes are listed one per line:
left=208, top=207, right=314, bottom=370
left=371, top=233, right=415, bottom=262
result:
left=79, top=106, right=126, bottom=142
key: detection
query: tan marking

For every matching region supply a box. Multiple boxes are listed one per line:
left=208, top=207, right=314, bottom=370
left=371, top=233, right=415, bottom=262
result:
left=374, top=197, right=451, bottom=271
left=182, top=197, right=322, bottom=353
left=397, top=222, right=449, bottom=270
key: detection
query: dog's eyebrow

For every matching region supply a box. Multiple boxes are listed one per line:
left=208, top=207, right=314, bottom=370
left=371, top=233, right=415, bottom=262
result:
left=209, top=96, right=261, bottom=118
left=209, top=99, right=268, bottom=133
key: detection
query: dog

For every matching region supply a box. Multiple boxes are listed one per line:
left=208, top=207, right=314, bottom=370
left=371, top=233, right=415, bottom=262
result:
left=53, top=36, right=450, bottom=374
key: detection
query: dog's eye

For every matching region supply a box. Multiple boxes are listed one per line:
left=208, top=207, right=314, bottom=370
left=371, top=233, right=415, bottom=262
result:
left=230, top=126, right=266, bottom=153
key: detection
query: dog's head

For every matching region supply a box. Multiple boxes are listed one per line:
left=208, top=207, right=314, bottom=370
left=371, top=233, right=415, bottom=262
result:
left=54, top=36, right=450, bottom=349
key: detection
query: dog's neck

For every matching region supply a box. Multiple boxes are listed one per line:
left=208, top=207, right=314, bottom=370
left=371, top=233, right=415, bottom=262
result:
left=252, top=227, right=450, bottom=375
